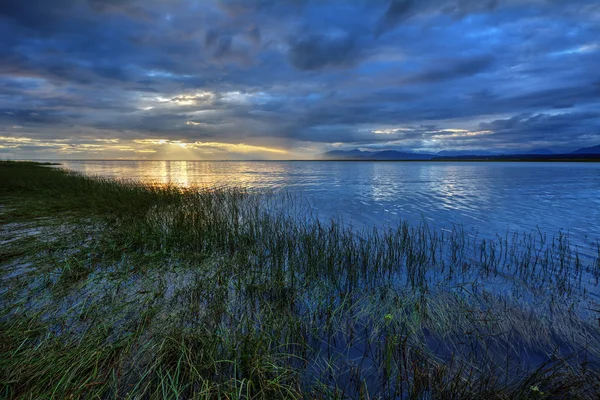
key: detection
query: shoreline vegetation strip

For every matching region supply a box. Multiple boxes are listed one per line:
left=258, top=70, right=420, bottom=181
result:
left=1, top=160, right=600, bottom=399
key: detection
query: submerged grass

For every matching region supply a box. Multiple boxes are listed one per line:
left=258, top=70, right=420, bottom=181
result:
left=1, top=160, right=600, bottom=399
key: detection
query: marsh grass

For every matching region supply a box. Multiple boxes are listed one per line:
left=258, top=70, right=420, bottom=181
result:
left=1, top=160, right=600, bottom=399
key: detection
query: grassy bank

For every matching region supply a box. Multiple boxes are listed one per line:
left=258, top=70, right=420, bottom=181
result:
left=1, top=160, right=600, bottom=399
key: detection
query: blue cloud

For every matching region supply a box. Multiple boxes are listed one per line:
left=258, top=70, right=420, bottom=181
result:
left=0, top=0, right=599, bottom=158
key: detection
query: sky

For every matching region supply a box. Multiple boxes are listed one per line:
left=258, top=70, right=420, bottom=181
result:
left=1, top=0, right=599, bottom=160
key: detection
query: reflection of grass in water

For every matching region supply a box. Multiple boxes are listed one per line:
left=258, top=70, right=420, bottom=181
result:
left=1, top=160, right=600, bottom=399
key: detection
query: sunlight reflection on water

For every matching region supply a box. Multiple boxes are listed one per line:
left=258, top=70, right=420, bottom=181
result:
left=56, top=160, right=600, bottom=253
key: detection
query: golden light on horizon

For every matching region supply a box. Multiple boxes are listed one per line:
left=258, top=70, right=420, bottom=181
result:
left=191, top=141, right=288, bottom=154
left=372, top=128, right=414, bottom=135
left=132, top=138, right=288, bottom=155
left=431, top=130, right=492, bottom=139
left=0, top=136, right=34, bottom=143
left=186, top=121, right=205, bottom=126
left=0, top=135, right=288, bottom=159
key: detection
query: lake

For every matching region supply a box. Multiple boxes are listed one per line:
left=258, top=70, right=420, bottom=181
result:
left=56, top=160, right=600, bottom=255
left=4, top=159, right=595, bottom=396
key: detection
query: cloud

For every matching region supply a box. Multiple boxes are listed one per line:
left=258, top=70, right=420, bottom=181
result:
left=479, top=112, right=600, bottom=135
left=376, top=0, right=415, bottom=36
left=0, top=0, right=74, bottom=32
left=375, top=0, right=500, bottom=36
left=474, top=112, right=600, bottom=150
left=0, top=0, right=599, bottom=158
left=402, top=55, right=495, bottom=84
left=287, top=32, right=363, bottom=70
left=503, top=81, right=600, bottom=110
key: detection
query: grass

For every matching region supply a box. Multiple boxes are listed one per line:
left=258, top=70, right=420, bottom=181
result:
left=1, top=160, right=600, bottom=399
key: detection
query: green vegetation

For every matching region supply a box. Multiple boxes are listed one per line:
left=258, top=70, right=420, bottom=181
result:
left=1, top=160, right=600, bottom=399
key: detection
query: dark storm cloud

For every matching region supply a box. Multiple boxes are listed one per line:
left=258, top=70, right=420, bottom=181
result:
left=87, top=0, right=136, bottom=11
left=287, top=32, right=362, bottom=70
left=479, top=112, right=600, bottom=137
left=1, top=0, right=599, bottom=158
left=504, top=81, right=600, bottom=110
left=378, top=0, right=414, bottom=34
left=0, top=0, right=73, bottom=32
left=0, top=109, right=69, bottom=125
left=402, top=55, right=495, bottom=84
left=376, top=0, right=500, bottom=36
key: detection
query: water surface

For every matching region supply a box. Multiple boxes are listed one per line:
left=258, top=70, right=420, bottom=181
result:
left=56, top=160, right=600, bottom=252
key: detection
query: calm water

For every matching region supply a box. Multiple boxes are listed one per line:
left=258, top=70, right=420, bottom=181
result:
left=56, top=160, right=600, bottom=252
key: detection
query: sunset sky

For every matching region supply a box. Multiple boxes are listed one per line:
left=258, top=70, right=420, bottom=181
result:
left=1, top=0, right=599, bottom=160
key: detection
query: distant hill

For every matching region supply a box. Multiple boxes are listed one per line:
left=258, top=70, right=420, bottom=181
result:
left=572, top=144, right=600, bottom=154
left=436, top=150, right=496, bottom=157
left=322, top=149, right=433, bottom=160
left=370, top=150, right=433, bottom=160
left=323, top=149, right=366, bottom=158
left=516, top=148, right=555, bottom=155
left=436, top=149, right=556, bottom=156
left=321, top=147, right=600, bottom=161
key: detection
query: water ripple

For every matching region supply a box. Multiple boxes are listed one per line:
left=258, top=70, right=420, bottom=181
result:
left=57, top=160, right=600, bottom=255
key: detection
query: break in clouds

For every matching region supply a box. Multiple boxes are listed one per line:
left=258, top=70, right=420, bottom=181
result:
left=1, top=0, right=599, bottom=159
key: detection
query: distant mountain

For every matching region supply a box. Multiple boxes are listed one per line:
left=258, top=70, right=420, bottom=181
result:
left=436, top=150, right=496, bottom=157
left=321, top=147, right=600, bottom=161
left=571, top=144, right=600, bottom=154
left=322, top=149, right=434, bottom=160
left=370, top=150, right=433, bottom=160
left=323, top=149, right=366, bottom=158
left=437, top=148, right=555, bottom=156
left=516, top=148, right=556, bottom=155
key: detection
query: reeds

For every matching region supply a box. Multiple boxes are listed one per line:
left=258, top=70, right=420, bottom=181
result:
left=1, top=160, right=600, bottom=399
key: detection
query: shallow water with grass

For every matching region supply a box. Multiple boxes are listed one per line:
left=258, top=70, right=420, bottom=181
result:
left=55, top=160, right=600, bottom=251
left=1, top=161, right=600, bottom=399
